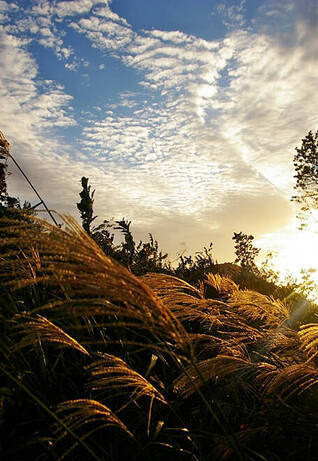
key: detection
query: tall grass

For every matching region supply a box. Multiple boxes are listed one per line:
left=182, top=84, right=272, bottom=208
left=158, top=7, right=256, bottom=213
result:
left=1, top=213, right=318, bottom=460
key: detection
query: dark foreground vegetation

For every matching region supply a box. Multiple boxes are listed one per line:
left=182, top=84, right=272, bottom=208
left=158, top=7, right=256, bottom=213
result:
left=1, top=131, right=318, bottom=460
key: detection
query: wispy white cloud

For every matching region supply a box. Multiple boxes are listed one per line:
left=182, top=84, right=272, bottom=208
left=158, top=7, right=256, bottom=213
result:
left=2, top=0, right=98, bottom=68
left=69, top=15, right=134, bottom=52
left=55, top=0, right=105, bottom=18
left=1, top=0, right=316, bottom=259
left=93, top=4, right=130, bottom=26
left=0, top=1, right=17, bottom=12
left=214, top=0, right=247, bottom=30
left=0, top=25, right=81, bottom=212
left=4, top=4, right=67, bottom=62
left=216, top=28, right=318, bottom=193
left=0, top=30, right=74, bottom=128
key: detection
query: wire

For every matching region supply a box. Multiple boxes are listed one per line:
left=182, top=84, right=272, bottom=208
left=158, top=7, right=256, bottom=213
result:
left=8, top=153, right=59, bottom=227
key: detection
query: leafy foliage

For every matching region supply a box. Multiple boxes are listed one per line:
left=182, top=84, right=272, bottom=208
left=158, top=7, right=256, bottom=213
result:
left=77, top=177, right=96, bottom=235
left=232, top=232, right=260, bottom=273
left=175, top=242, right=216, bottom=285
left=0, top=131, right=25, bottom=216
left=292, top=130, right=318, bottom=229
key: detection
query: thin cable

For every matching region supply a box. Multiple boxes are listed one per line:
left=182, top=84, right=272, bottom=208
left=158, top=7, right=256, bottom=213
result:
left=9, top=153, right=59, bottom=227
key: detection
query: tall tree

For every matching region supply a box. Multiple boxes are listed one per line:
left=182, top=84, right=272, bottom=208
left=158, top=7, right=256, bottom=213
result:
left=77, top=177, right=96, bottom=235
left=292, top=130, right=318, bottom=229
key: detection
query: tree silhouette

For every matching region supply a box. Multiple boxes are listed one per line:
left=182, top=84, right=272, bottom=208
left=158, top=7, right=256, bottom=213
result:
left=77, top=177, right=96, bottom=235
left=232, top=232, right=260, bottom=273
left=115, top=218, right=135, bottom=266
left=292, top=130, right=318, bottom=229
left=0, top=132, right=21, bottom=215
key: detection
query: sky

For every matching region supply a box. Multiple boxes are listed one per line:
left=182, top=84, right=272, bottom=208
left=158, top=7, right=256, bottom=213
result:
left=1, top=0, right=318, bottom=271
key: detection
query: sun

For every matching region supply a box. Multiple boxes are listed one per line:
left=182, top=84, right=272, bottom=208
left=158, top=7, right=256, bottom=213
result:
left=258, top=222, right=318, bottom=295
left=273, top=232, right=318, bottom=277
left=273, top=229, right=318, bottom=284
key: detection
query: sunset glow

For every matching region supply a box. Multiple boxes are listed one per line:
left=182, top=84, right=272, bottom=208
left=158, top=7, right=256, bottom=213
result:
left=257, top=218, right=318, bottom=296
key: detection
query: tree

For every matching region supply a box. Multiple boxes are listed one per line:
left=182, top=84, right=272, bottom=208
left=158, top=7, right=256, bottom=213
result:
left=0, top=131, right=26, bottom=217
left=175, top=242, right=216, bottom=284
left=292, top=130, right=318, bottom=229
left=232, top=232, right=260, bottom=273
left=91, top=219, right=116, bottom=256
left=77, top=177, right=96, bottom=235
left=132, top=233, right=169, bottom=276
left=115, top=218, right=135, bottom=266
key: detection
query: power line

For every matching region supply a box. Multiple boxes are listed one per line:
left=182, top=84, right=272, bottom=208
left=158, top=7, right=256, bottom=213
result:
left=0, top=131, right=59, bottom=227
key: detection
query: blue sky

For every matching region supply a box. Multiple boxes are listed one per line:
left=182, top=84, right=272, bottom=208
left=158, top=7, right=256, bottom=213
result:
left=1, top=0, right=318, bottom=266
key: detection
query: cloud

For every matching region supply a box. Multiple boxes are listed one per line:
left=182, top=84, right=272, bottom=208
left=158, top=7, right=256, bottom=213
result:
left=65, top=61, right=78, bottom=71
left=69, top=15, right=134, bottom=52
left=0, top=1, right=17, bottom=12
left=55, top=0, right=105, bottom=18
left=292, top=0, right=318, bottom=27
left=1, top=0, right=318, bottom=262
left=93, top=4, right=130, bottom=26
left=67, top=1, right=318, bottom=253
left=4, top=3, right=67, bottom=61
left=214, top=0, right=247, bottom=30
left=214, top=28, right=318, bottom=194
left=0, top=26, right=82, bottom=216
left=3, top=0, right=96, bottom=64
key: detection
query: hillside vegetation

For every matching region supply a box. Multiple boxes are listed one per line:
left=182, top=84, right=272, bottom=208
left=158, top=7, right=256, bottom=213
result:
left=1, top=212, right=318, bottom=461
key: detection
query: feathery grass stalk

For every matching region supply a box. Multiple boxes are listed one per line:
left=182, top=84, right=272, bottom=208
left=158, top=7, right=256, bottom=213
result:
left=14, top=314, right=90, bottom=355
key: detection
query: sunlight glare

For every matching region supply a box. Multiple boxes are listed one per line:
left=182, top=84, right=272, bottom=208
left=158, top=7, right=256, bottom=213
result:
left=270, top=225, right=318, bottom=286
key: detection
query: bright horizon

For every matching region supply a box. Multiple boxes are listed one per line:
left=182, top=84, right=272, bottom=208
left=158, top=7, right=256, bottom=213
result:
left=1, top=0, right=318, bottom=282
